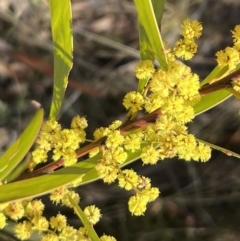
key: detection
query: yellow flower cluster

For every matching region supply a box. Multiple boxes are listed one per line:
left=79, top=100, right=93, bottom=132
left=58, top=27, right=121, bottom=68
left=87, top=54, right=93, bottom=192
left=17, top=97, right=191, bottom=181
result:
left=32, top=115, right=87, bottom=167
left=216, top=25, right=240, bottom=70
left=0, top=191, right=106, bottom=241
left=0, top=199, right=48, bottom=240
left=216, top=46, right=239, bottom=70
left=93, top=119, right=160, bottom=215
left=93, top=19, right=211, bottom=214
left=0, top=213, right=6, bottom=229
left=133, top=58, right=211, bottom=162
left=1, top=19, right=215, bottom=239
left=173, top=19, right=203, bottom=60
left=123, top=91, right=145, bottom=117
left=84, top=205, right=101, bottom=225
left=119, top=171, right=159, bottom=216
left=100, top=235, right=117, bottom=241
left=134, top=60, right=155, bottom=80
left=50, top=186, right=80, bottom=208
left=109, top=19, right=212, bottom=214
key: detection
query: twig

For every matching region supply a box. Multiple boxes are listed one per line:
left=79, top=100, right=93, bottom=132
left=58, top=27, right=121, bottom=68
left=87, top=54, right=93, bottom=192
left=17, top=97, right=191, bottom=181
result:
left=13, top=109, right=161, bottom=181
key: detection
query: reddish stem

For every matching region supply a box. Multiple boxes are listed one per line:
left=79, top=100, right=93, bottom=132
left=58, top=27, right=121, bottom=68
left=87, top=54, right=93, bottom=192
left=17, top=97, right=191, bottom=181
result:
left=13, top=109, right=161, bottom=181
left=199, top=68, right=240, bottom=95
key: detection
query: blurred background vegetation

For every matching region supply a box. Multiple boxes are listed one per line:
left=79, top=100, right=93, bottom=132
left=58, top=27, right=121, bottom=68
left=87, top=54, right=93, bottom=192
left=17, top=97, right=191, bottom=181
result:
left=0, top=0, right=240, bottom=240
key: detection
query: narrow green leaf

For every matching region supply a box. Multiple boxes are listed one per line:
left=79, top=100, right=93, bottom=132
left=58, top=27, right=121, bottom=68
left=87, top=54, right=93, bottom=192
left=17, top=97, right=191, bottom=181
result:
left=196, top=138, right=240, bottom=159
left=0, top=146, right=143, bottom=203
left=194, top=89, right=231, bottom=115
left=0, top=162, right=87, bottom=204
left=138, top=24, right=154, bottom=62
left=49, top=0, right=73, bottom=119
left=135, top=0, right=167, bottom=93
left=68, top=196, right=100, bottom=241
left=0, top=109, right=44, bottom=182
left=134, top=0, right=167, bottom=70
left=194, top=65, right=234, bottom=115
left=151, top=0, right=165, bottom=25
left=200, top=65, right=229, bottom=87
left=5, top=154, right=32, bottom=183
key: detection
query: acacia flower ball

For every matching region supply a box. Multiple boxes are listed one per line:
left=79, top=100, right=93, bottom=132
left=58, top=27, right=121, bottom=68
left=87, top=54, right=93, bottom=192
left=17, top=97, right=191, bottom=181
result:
left=134, top=60, right=155, bottom=80
left=123, top=91, right=144, bottom=113
left=216, top=47, right=239, bottom=70
left=84, top=205, right=101, bottom=225
left=232, top=25, right=240, bottom=45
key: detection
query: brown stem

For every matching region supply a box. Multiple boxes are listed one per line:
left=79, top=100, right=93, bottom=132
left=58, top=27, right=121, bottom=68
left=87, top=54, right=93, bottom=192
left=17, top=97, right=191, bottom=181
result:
left=199, top=68, right=240, bottom=96
left=14, top=69, right=240, bottom=182
left=13, top=109, right=161, bottom=182
left=20, top=66, right=239, bottom=182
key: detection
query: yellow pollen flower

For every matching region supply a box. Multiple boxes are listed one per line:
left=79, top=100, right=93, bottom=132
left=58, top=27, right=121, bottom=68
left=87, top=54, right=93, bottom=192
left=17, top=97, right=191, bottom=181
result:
left=134, top=60, right=155, bottom=80
left=216, top=46, right=239, bottom=70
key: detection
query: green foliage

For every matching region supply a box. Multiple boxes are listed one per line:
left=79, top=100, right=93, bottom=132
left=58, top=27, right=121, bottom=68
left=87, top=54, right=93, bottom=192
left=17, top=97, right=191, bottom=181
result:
left=49, top=0, right=73, bottom=119
left=0, top=108, right=44, bottom=182
left=134, top=0, right=167, bottom=93
left=0, top=159, right=86, bottom=203
left=194, top=89, right=231, bottom=115
left=134, top=0, right=167, bottom=65
left=0, top=146, right=144, bottom=203
left=68, top=196, right=100, bottom=241
left=194, top=65, right=231, bottom=115
left=151, top=0, right=165, bottom=24
left=196, top=138, right=240, bottom=158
